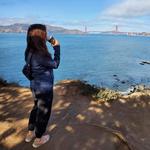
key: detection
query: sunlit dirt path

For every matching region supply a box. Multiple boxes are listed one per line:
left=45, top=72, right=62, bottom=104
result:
left=0, top=80, right=150, bottom=150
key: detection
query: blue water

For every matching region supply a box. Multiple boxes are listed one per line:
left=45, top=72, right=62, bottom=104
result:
left=0, top=33, right=150, bottom=91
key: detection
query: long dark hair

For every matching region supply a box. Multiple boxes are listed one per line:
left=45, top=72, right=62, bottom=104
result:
left=25, top=24, right=51, bottom=61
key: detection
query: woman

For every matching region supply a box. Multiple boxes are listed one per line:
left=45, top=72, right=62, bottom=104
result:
left=24, top=24, right=60, bottom=148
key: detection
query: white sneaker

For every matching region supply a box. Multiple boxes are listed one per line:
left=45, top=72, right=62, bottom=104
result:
left=25, top=131, right=35, bottom=142
left=32, top=135, right=50, bottom=148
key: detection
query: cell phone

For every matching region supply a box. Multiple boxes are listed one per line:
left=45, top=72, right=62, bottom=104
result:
left=47, top=36, right=55, bottom=45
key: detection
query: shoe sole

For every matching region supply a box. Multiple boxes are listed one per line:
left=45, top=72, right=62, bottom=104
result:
left=25, top=139, right=32, bottom=142
left=25, top=136, right=35, bottom=143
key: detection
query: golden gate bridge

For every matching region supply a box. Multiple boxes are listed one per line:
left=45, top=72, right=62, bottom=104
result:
left=84, top=25, right=119, bottom=33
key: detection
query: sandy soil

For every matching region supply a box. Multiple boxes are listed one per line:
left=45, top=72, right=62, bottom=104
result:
left=0, top=80, right=150, bottom=150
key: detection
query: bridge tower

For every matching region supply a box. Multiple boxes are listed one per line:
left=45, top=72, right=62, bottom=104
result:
left=115, top=25, right=119, bottom=32
left=85, top=26, right=87, bottom=33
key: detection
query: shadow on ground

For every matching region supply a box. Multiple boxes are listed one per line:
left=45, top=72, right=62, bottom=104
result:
left=0, top=80, right=150, bottom=150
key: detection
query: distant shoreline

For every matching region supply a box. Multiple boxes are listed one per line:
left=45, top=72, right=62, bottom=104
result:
left=0, top=23, right=84, bottom=34
left=0, top=31, right=150, bottom=38
left=0, top=23, right=150, bottom=37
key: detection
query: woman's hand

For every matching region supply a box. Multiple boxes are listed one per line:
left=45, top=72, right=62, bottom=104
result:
left=47, top=36, right=60, bottom=47
left=52, top=39, right=60, bottom=47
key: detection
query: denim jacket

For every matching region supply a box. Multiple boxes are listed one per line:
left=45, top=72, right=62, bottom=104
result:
left=28, top=45, right=60, bottom=93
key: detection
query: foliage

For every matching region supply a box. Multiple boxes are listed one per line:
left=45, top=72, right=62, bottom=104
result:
left=0, top=77, right=20, bottom=87
left=94, top=88, right=121, bottom=102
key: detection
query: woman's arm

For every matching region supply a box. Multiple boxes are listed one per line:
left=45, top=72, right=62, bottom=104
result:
left=50, top=44, right=60, bottom=69
left=44, top=39, right=60, bottom=69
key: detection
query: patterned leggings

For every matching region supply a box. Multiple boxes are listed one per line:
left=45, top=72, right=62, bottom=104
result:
left=28, top=88, right=53, bottom=138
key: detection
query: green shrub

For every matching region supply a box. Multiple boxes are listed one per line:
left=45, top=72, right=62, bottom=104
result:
left=94, top=88, right=120, bottom=102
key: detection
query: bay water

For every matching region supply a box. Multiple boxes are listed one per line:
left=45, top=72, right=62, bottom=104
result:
left=0, top=33, right=150, bottom=91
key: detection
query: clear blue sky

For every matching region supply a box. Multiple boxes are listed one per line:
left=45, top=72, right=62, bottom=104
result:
left=0, top=0, right=150, bottom=32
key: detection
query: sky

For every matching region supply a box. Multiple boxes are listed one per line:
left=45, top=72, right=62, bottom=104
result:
left=0, top=0, right=150, bottom=32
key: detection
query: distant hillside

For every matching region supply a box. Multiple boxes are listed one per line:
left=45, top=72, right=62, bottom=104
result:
left=0, top=23, right=84, bottom=34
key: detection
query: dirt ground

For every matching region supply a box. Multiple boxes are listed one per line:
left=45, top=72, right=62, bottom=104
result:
left=0, top=80, right=150, bottom=150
